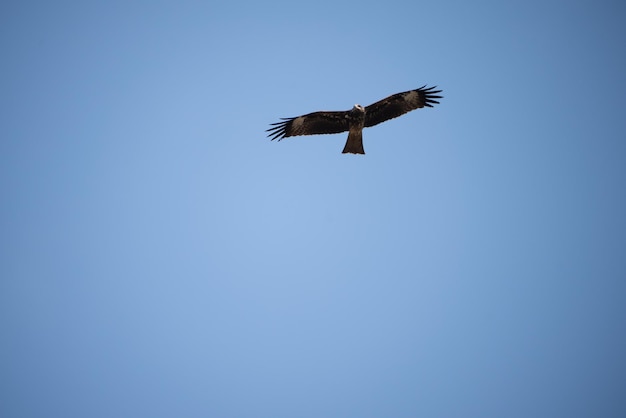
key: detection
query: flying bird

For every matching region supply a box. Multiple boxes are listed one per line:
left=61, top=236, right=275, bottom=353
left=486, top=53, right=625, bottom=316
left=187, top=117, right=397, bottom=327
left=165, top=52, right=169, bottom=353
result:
left=267, top=85, right=443, bottom=154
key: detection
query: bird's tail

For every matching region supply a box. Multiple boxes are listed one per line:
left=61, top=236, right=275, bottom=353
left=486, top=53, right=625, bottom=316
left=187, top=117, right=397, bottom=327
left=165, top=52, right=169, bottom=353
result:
left=342, top=130, right=365, bottom=154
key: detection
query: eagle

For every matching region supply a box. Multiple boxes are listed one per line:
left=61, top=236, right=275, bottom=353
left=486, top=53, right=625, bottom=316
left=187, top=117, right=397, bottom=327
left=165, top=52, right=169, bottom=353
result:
left=267, top=85, right=442, bottom=154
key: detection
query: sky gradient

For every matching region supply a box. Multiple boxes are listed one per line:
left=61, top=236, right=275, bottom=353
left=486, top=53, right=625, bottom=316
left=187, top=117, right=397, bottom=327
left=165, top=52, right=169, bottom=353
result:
left=2, top=1, right=626, bottom=417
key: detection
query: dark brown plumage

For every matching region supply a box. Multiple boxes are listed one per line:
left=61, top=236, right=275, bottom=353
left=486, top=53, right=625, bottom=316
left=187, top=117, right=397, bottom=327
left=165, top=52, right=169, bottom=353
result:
left=267, top=85, right=442, bottom=154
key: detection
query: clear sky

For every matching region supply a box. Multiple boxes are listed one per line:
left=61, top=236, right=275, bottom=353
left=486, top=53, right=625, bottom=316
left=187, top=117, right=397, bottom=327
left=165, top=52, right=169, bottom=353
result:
left=1, top=1, right=625, bottom=417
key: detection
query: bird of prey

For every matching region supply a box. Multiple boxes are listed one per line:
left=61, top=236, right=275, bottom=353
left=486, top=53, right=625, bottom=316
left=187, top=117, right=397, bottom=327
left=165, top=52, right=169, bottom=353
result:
left=267, top=85, right=442, bottom=154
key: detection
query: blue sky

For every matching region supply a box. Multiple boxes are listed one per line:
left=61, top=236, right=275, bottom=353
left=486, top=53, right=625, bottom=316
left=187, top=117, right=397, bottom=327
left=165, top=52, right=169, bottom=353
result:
left=1, top=1, right=625, bottom=417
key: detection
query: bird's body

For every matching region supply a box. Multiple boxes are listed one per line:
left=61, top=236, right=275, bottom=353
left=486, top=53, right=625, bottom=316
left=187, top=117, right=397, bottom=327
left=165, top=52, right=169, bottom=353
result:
left=267, top=86, right=442, bottom=154
left=343, top=105, right=366, bottom=154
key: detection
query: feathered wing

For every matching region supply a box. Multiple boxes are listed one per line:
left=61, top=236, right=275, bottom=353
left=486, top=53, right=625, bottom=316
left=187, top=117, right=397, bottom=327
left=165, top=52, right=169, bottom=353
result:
left=266, top=111, right=350, bottom=141
left=364, top=85, right=442, bottom=128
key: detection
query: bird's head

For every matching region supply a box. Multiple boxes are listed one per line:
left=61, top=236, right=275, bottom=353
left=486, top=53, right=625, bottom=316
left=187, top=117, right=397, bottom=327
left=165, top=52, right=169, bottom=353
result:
left=351, top=104, right=365, bottom=114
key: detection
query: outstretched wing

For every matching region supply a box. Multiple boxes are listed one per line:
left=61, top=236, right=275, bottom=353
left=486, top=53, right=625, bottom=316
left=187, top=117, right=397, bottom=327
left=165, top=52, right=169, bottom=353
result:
left=267, top=111, right=350, bottom=141
left=364, top=85, right=442, bottom=128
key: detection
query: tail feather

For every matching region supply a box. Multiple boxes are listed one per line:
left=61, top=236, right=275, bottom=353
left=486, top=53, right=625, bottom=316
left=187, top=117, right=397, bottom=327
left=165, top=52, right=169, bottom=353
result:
left=342, top=130, right=365, bottom=154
